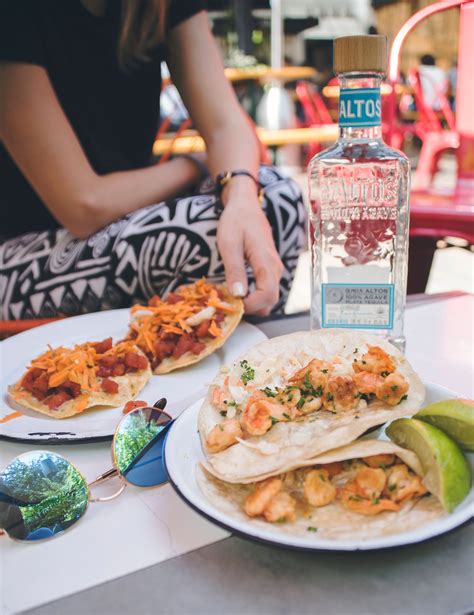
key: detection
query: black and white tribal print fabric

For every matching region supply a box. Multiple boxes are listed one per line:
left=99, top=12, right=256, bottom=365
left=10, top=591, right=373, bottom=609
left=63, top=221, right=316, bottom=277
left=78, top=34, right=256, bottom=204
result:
left=0, top=166, right=306, bottom=320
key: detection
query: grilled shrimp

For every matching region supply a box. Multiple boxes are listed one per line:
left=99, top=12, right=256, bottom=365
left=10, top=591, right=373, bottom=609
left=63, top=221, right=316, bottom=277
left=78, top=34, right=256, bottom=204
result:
left=289, top=359, right=332, bottom=390
left=304, top=469, right=337, bottom=507
left=364, top=454, right=396, bottom=469
left=276, top=387, right=302, bottom=408
left=322, top=461, right=345, bottom=478
left=244, top=477, right=283, bottom=517
left=298, top=396, right=323, bottom=414
left=263, top=492, right=297, bottom=523
left=205, top=419, right=243, bottom=454
left=385, top=464, right=428, bottom=503
left=353, top=371, right=384, bottom=395
left=353, top=345, right=395, bottom=375
left=354, top=467, right=387, bottom=499
left=339, top=481, right=400, bottom=516
left=211, top=383, right=231, bottom=412
left=323, top=376, right=358, bottom=413
left=376, top=372, right=409, bottom=406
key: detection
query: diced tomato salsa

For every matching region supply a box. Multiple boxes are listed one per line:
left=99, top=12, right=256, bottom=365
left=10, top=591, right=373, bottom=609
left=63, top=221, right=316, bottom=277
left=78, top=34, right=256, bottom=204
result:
left=123, top=399, right=148, bottom=414
left=20, top=340, right=148, bottom=410
left=140, top=291, right=228, bottom=369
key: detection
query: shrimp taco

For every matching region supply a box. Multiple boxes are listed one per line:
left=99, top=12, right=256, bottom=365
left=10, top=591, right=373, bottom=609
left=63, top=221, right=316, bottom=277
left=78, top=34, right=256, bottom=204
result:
left=198, top=330, right=425, bottom=483
left=197, top=438, right=446, bottom=540
left=9, top=338, right=152, bottom=419
left=127, top=279, right=243, bottom=374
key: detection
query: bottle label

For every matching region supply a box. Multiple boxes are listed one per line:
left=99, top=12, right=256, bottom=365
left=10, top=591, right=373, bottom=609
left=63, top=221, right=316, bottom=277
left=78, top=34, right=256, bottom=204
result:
left=338, top=88, right=381, bottom=128
left=321, top=283, right=394, bottom=329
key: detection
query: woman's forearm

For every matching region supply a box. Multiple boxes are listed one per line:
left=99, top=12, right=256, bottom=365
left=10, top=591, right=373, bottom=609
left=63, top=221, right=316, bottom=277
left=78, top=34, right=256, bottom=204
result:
left=69, top=157, right=199, bottom=238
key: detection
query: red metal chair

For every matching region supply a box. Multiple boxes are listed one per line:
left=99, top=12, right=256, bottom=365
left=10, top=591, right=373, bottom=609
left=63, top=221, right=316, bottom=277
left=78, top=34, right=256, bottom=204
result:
left=295, top=80, right=334, bottom=163
left=407, top=68, right=459, bottom=190
left=386, top=0, right=474, bottom=293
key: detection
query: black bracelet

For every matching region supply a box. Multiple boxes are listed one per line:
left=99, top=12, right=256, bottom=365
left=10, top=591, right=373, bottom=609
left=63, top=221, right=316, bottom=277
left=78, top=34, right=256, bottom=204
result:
left=215, top=170, right=264, bottom=204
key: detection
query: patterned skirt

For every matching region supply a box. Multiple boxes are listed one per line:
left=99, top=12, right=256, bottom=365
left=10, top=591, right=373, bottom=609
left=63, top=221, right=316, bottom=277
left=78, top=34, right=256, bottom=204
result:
left=0, top=166, right=306, bottom=320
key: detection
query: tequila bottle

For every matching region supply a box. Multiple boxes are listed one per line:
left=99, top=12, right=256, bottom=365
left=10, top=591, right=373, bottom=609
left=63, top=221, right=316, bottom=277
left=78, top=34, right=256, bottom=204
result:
left=308, top=35, right=410, bottom=351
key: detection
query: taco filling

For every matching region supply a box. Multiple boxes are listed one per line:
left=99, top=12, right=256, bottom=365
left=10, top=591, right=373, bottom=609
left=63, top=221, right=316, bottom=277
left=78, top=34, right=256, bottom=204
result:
left=205, top=345, right=410, bottom=454
left=127, top=279, right=243, bottom=374
left=243, top=454, right=428, bottom=524
left=11, top=338, right=150, bottom=416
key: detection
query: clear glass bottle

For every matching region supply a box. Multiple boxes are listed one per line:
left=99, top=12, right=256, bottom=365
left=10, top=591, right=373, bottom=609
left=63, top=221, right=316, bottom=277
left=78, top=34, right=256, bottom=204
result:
left=308, top=36, right=410, bottom=351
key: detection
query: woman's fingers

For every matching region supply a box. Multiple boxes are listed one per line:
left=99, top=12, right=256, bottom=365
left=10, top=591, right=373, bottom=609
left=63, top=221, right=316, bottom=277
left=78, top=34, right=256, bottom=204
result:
left=244, top=238, right=284, bottom=315
left=217, top=230, right=248, bottom=299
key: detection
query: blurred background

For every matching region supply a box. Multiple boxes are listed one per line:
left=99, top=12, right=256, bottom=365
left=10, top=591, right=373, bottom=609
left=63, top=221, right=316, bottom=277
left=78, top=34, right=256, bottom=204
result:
left=156, top=0, right=474, bottom=313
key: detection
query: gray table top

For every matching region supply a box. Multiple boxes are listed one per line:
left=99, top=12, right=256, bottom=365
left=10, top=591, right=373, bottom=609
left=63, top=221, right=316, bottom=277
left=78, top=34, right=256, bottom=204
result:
left=25, top=295, right=474, bottom=615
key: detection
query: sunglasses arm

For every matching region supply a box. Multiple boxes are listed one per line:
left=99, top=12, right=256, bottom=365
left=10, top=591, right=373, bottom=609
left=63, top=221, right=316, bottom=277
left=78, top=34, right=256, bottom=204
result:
left=88, top=467, right=119, bottom=487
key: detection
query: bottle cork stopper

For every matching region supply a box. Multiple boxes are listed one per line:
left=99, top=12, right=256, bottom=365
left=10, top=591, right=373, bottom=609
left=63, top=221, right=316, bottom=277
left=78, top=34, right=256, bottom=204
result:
left=333, top=35, right=388, bottom=74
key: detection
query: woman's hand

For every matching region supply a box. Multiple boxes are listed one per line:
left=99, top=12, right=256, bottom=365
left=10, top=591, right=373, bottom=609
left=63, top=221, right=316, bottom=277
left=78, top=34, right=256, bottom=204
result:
left=217, top=179, right=284, bottom=316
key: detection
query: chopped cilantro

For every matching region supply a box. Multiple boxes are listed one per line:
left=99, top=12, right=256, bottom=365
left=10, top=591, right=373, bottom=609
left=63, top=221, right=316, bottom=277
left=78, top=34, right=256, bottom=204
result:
left=270, top=416, right=279, bottom=425
left=307, top=526, right=318, bottom=532
left=326, top=392, right=334, bottom=401
left=388, top=483, right=397, bottom=492
left=296, top=396, right=306, bottom=410
left=224, top=400, right=239, bottom=407
left=219, top=410, right=227, bottom=417
left=390, top=385, right=399, bottom=391
left=288, top=394, right=293, bottom=402
left=353, top=348, right=358, bottom=354
left=303, top=371, right=312, bottom=390
left=321, top=369, right=328, bottom=374
left=240, top=360, right=255, bottom=385
left=379, top=464, right=386, bottom=469
left=380, top=371, right=390, bottom=378
left=348, top=494, right=363, bottom=502
left=277, top=517, right=286, bottom=523
left=361, top=360, right=367, bottom=365
left=397, top=394, right=408, bottom=404
left=372, top=497, right=380, bottom=505
left=354, top=392, right=370, bottom=402
left=219, top=425, right=224, bottom=432
left=283, top=412, right=291, bottom=420
left=262, top=387, right=277, bottom=398
left=319, top=473, right=326, bottom=481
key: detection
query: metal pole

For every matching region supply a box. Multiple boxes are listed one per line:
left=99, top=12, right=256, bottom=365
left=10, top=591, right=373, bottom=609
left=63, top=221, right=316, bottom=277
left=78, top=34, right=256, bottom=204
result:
left=270, top=0, right=283, bottom=70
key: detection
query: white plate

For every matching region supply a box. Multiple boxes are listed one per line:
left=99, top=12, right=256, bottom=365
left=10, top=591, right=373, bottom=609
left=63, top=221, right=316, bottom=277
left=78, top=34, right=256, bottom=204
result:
left=165, top=382, right=474, bottom=551
left=0, top=310, right=266, bottom=443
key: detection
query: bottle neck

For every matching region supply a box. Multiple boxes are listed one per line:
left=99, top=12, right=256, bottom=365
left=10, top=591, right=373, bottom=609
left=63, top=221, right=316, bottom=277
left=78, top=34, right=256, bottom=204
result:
left=337, top=73, right=383, bottom=142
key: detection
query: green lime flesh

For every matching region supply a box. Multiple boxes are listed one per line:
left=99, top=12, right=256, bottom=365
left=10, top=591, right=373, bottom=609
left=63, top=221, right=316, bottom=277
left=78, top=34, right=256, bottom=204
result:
left=415, top=399, right=474, bottom=451
left=386, top=418, right=471, bottom=512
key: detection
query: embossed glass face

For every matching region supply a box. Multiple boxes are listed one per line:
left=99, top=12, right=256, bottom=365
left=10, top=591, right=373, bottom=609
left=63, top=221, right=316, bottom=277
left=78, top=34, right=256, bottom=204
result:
left=114, top=407, right=172, bottom=487
left=0, top=451, right=89, bottom=541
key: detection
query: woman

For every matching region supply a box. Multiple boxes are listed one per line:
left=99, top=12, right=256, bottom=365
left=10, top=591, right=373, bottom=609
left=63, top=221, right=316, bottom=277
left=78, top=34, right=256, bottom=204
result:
left=0, top=0, right=305, bottom=320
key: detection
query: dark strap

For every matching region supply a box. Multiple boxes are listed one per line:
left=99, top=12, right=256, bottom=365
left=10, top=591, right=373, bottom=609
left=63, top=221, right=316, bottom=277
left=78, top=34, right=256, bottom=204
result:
left=215, top=170, right=264, bottom=203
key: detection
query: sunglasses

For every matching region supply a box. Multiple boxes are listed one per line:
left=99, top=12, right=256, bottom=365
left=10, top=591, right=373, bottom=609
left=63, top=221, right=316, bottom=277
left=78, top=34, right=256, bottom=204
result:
left=0, top=399, right=173, bottom=542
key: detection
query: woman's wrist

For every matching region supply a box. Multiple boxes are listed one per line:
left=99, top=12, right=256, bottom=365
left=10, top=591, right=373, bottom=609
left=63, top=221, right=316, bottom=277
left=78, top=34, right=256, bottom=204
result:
left=221, top=175, right=261, bottom=206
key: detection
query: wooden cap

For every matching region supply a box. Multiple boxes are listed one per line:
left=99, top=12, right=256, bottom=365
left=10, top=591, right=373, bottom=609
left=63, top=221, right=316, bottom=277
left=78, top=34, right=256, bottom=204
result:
left=333, top=35, right=387, bottom=74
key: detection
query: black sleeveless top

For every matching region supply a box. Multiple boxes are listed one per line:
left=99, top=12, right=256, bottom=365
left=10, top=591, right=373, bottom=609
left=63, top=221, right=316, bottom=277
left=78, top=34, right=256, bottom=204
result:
left=0, top=0, right=206, bottom=238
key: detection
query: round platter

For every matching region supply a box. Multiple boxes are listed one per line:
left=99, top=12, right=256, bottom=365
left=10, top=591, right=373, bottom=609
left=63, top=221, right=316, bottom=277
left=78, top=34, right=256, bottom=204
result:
left=0, top=310, right=266, bottom=443
left=165, top=382, right=474, bottom=551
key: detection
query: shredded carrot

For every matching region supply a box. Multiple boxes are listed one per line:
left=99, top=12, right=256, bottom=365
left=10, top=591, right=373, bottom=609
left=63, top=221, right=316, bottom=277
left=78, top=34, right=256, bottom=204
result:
left=22, top=339, right=146, bottom=396
left=127, top=278, right=238, bottom=358
left=0, top=411, right=23, bottom=423
left=209, top=320, right=222, bottom=337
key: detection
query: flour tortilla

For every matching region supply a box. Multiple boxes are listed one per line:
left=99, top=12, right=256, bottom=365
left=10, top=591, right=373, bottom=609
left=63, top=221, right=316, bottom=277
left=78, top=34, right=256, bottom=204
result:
left=197, top=439, right=446, bottom=541
left=199, top=329, right=425, bottom=483
left=9, top=364, right=152, bottom=419
left=140, top=287, right=244, bottom=375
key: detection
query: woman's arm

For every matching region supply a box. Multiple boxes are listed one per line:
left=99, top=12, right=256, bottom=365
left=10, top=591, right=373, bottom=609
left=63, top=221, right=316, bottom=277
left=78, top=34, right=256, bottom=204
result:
left=167, top=12, right=284, bottom=315
left=0, top=63, right=200, bottom=239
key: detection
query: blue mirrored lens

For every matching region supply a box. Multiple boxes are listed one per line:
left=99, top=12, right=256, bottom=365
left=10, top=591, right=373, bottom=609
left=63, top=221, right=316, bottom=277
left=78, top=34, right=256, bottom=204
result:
left=122, top=422, right=172, bottom=487
left=114, top=407, right=172, bottom=486
left=0, top=451, right=88, bottom=541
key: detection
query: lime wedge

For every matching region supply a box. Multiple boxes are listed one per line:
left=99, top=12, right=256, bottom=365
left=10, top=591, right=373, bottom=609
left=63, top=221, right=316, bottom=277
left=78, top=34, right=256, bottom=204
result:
left=386, top=418, right=471, bottom=512
left=415, top=399, right=474, bottom=451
